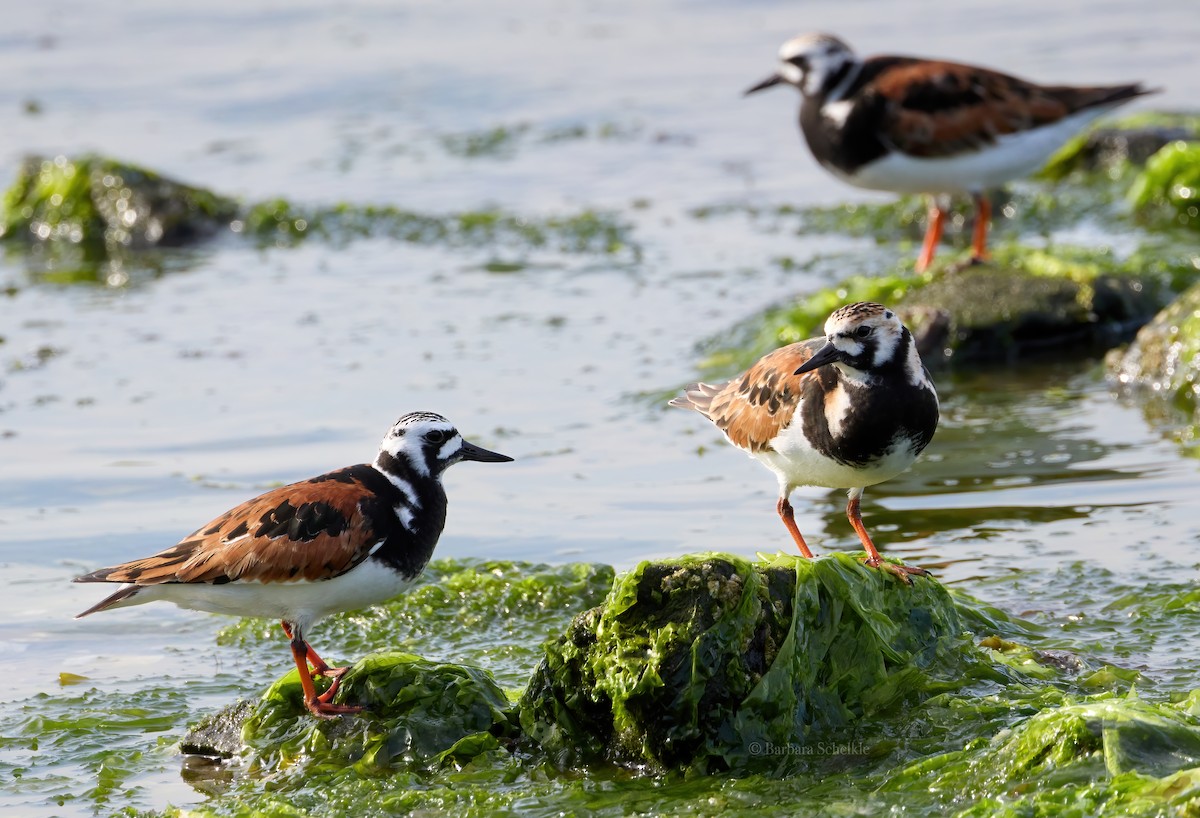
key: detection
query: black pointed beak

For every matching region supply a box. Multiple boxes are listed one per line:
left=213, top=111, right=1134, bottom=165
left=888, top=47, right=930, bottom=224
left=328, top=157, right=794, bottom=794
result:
left=794, top=342, right=841, bottom=375
left=744, top=73, right=784, bottom=96
left=459, top=439, right=514, bottom=463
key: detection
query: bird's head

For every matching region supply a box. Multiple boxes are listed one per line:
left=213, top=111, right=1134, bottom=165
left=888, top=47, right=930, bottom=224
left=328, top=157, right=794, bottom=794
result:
left=745, top=32, right=857, bottom=99
left=377, top=412, right=512, bottom=478
left=795, top=302, right=911, bottom=379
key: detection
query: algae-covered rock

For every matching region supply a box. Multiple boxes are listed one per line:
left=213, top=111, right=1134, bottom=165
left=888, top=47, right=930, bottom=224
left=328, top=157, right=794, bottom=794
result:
left=0, top=155, right=638, bottom=281
left=1109, top=278, right=1200, bottom=426
left=517, top=552, right=983, bottom=773
left=0, top=154, right=238, bottom=249
left=184, top=652, right=513, bottom=775
left=1130, top=140, right=1200, bottom=230
left=700, top=249, right=1185, bottom=375
left=891, top=697, right=1200, bottom=817
left=1040, top=112, right=1200, bottom=179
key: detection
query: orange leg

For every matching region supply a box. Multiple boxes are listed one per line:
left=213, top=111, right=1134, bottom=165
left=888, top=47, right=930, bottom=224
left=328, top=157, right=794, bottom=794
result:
left=777, top=496, right=814, bottom=558
left=282, top=622, right=362, bottom=718
left=970, top=192, right=991, bottom=264
left=845, top=490, right=928, bottom=584
left=915, top=198, right=947, bottom=273
left=280, top=622, right=345, bottom=678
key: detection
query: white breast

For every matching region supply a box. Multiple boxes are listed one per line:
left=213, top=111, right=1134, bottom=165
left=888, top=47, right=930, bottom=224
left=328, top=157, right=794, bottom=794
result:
left=755, top=421, right=921, bottom=493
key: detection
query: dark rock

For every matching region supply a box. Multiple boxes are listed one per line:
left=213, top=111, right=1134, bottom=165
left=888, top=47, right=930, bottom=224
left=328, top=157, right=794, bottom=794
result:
left=181, top=699, right=255, bottom=758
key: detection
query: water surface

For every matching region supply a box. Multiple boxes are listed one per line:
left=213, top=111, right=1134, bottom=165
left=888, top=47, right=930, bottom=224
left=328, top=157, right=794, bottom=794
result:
left=2, top=0, right=1199, bottom=814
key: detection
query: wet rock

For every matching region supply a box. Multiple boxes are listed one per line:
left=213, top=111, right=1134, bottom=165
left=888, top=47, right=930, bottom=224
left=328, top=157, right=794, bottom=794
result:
left=0, top=154, right=238, bottom=250
left=1108, top=279, right=1200, bottom=423
left=718, top=251, right=1180, bottom=375
left=181, top=699, right=256, bottom=758
left=517, top=552, right=977, bottom=773
left=1043, top=122, right=1200, bottom=176
left=907, top=259, right=1170, bottom=364
left=181, top=652, right=514, bottom=774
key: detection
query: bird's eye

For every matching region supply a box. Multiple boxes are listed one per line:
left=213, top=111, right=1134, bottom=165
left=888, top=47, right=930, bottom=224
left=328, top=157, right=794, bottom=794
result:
left=855, top=325, right=873, bottom=338
left=426, top=429, right=447, bottom=443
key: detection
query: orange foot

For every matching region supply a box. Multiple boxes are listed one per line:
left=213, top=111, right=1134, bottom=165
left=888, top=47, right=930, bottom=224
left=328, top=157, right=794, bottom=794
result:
left=861, top=557, right=930, bottom=585
left=305, top=696, right=365, bottom=719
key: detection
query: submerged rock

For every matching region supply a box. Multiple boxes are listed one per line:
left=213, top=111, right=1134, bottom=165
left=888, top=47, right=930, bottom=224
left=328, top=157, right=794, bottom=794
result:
left=517, top=552, right=980, bottom=773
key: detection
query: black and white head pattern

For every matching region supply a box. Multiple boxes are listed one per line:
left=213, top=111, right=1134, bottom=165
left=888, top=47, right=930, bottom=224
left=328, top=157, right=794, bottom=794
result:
left=776, top=32, right=857, bottom=99
left=377, top=412, right=468, bottom=479
left=820, top=302, right=920, bottom=382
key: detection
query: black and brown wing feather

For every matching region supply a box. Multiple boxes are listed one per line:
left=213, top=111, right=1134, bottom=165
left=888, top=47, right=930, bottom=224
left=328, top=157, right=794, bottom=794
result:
left=670, top=339, right=821, bottom=453
left=75, top=465, right=387, bottom=596
left=866, top=58, right=1150, bottom=159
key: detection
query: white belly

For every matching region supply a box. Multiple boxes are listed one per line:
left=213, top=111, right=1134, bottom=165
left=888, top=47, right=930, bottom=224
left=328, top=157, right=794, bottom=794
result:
left=841, top=108, right=1113, bottom=195
left=105, top=559, right=416, bottom=631
left=755, top=422, right=920, bottom=493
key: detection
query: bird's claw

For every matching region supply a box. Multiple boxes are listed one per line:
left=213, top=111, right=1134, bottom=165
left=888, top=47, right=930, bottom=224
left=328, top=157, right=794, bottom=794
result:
left=861, top=557, right=930, bottom=585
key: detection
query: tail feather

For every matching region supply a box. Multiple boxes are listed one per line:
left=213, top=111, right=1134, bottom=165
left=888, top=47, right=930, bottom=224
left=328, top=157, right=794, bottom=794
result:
left=74, top=585, right=140, bottom=619
left=668, top=382, right=723, bottom=416
left=1052, top=82, right=1158, bottom=114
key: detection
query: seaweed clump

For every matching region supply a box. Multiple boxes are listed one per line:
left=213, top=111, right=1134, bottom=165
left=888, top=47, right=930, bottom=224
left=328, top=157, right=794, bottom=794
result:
left=199, top=652, right=514, bottom=777
left=517, top=552, right=984, bottom=773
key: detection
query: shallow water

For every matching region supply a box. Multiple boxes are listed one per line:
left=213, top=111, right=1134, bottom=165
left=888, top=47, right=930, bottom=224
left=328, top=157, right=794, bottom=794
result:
left=2, top=0, right=1199, bottom=814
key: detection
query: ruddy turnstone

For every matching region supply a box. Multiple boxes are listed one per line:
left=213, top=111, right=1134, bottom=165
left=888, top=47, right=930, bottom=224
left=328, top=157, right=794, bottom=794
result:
left=745, top=33, right=1154, bottom=271
left=670, top=302, right=938, bottom=582
left=74, top=411, right=512, bottom=718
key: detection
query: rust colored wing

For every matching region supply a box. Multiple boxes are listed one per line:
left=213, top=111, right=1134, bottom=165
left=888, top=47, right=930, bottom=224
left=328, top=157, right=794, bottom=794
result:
left=866, top=58, right=1146, bottom=159
left=673, top=339, right=820, bottom=453
left=75, top=466, right=385, bottom=586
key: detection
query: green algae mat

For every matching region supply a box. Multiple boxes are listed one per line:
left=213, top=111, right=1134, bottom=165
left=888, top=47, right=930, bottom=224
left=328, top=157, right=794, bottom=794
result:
left=8, top=554, right=1185, bottom=817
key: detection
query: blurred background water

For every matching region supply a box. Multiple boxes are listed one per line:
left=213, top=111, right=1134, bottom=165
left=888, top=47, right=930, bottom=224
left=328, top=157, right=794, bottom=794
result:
left=1, top=1, right=1198, bottom=814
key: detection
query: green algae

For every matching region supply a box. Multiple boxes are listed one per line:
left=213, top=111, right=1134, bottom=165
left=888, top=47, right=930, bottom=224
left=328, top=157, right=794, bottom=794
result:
left=437, top=120, right=645, bottom=159
left=1109, top=278, right=1200, bottom=450
left=217, top=558, right=616, bottom=691
left=160, top=555, right=1200, bottom=818
left=1130, top=140, right=1200, bottom=230
left=1039, top=111, right=1200, bottom=181
left=241, top=652, right=513, bottom=775
left=0, top=155, right=640, bottom=284
left=10, top=557, right=1200, bottom=816
left=241, top=199, right=634, bottom=258
left=517, top=552, right=989, bottom=773
left=440, top=123, right=533, bottom=158
left=0, top=155, right=238, bottom=250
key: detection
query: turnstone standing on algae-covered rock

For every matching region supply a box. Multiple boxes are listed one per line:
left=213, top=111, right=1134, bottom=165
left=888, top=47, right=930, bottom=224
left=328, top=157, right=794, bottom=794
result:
left=670, top=303, right=938, bottom=582
left=744, top=33, right=1154, bottom=271
left=75, top=411, right=512, bottom=718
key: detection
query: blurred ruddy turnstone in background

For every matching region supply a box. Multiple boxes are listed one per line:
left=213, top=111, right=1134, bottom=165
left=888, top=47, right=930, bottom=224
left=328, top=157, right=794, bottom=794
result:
left=745, top=33, right=1155, bottom=271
